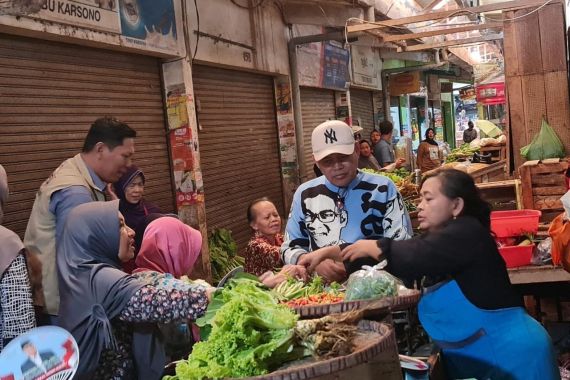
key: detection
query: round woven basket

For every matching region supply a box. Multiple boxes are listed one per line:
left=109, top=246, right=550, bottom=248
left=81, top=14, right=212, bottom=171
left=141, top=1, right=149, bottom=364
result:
left=241, top=320, right=397, bottom=380
left=291, top=289, right=421, bottom=319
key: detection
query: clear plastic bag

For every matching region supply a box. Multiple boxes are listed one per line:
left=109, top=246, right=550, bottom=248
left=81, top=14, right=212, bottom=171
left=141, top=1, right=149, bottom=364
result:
left=345, top=262, right=402, bottom=301
left=520, top=117, right=565, bottom=160
left=532, top=237, right=552, bottom=265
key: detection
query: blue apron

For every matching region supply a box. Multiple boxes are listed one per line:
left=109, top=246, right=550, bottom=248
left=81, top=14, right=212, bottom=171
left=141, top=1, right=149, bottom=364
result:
left=419, top=280, right=560, bottom=380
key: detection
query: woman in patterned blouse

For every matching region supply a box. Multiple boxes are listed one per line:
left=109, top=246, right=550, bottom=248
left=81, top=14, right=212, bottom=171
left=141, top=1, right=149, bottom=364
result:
left=244, top=198, right=284, bottom=276
left=57, top=200, right=213, bottom=380
left=0, top=164, right=35, bottom=351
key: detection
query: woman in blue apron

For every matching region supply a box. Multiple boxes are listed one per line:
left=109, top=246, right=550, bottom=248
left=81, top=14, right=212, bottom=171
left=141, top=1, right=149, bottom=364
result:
left=302, top=169, right=559, bottom=380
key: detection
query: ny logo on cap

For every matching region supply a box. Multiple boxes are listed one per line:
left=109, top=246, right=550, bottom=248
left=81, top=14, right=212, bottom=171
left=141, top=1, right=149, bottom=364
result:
left=324, top=128, right=337, bottom=144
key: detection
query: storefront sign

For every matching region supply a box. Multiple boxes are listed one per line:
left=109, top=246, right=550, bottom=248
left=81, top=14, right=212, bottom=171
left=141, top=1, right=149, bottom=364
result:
left=119, top=0, right=178, bottom=53
left=36, top=0, right=120, bottom=33
left=459, top=87, right=477, bottom=101
left=323, top=41, right=349, bottom=90
left=351, top=45, right=381, bottom=90
left=389, top=72, right=420, bottom=96
left=476, top=82, right=506, bottom=105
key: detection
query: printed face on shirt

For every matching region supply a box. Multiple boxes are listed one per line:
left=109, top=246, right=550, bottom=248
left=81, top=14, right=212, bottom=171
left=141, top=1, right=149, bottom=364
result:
left=97, top=138, right=135, bottom=183
left=316, top=144, right=360, bottom=188
left=118, top=212, right=136, bottom=262
left=125, top=174, right=145, bottom=204
left=303, top=194, right=347, bottom=248
left=250, top=201, right=282, bottom=238
left=417, top=177, right=462, bottom=231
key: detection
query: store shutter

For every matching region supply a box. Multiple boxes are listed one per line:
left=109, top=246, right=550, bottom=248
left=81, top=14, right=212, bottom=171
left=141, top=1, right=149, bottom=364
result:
left=0, top=33, right=174, bottom=239
left=300, top=87, right=336, bottom=180
left=350, top=89, right=375, bottom=139
left=192, top=65, right=284, bottom=252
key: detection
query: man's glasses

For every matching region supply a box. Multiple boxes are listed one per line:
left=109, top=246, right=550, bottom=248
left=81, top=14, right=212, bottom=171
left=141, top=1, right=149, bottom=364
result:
left=305, top=209, right=338, bottom=223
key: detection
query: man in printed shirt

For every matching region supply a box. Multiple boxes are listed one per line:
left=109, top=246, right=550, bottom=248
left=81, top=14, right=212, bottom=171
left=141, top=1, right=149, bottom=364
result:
left=281, top=120, right=412, bottom=282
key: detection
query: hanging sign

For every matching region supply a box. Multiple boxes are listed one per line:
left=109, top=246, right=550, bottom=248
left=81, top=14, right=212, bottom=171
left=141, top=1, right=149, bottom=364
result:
left=389, top=72, right=420, bottom=96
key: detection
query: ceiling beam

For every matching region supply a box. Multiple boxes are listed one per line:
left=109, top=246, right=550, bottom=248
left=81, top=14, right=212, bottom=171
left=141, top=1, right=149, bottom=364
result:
left=397, top=34, right=503, bottom=51
left=347, top=0, right=546, bottom=33
left=381, top=22, right=503, bottom=42
left=423, top=0, right=447, bottom=12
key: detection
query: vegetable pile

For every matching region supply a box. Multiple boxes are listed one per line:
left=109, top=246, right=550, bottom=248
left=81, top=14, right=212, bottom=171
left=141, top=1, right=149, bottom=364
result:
left=208, top=228, right=245, bottom=284
left=445, top=144, right=480, bottom=163
left=284, top=293, right=344, bottom=307
left=166, top=277, right=304, bottom=380
left=271, top=275, right=324, bottom=301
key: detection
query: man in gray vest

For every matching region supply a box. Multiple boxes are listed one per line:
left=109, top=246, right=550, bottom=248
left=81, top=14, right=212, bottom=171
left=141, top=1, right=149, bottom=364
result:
left=24, top=117, right=136, bottom=322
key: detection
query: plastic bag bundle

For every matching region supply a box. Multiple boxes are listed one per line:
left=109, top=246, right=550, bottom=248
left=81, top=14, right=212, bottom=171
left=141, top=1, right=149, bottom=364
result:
left=520, top=118, right=565, bottom=160
left=345, top=262, right=401, bottom=301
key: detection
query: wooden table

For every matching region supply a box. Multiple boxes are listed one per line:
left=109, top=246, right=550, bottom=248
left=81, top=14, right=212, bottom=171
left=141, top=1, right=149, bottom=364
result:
left=508, top=265, right=570, bottom=285
left=508, top=265, right=570, bottom=322
left=438, top=160, right=507, bottom=183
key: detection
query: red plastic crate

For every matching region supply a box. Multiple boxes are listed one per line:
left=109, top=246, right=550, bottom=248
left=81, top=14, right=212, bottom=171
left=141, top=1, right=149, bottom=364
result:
left=490, top=210, right=541, bottom=238
left=498, top=244, right=534, bottom=268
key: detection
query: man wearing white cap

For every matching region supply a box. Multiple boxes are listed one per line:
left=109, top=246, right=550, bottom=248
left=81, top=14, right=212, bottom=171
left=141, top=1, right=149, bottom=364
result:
left=281, top=120, right=412, bottom=281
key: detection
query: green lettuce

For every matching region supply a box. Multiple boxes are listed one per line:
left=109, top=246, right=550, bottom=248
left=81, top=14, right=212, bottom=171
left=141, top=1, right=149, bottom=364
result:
left=165, top=278, right=304, bottom=380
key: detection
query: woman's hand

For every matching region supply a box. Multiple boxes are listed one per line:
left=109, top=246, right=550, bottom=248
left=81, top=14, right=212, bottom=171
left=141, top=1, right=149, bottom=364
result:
left=280, top=264, right=308, bottom=282
left=341, top=240, right=382, bottom=262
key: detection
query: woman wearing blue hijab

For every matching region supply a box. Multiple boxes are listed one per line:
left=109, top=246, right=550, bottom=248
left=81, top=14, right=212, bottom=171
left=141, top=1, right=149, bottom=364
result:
left=57, top=200, right=211, bottom=379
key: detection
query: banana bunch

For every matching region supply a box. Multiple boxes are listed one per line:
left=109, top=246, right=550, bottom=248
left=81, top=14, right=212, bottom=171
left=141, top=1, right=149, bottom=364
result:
left=208, top=229, right=245, bottom=285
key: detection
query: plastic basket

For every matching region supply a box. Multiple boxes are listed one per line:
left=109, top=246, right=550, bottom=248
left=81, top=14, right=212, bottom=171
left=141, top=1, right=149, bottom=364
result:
left=490, top=210, right=541, bottom=238
left=499, top=244, right=534, bottom=268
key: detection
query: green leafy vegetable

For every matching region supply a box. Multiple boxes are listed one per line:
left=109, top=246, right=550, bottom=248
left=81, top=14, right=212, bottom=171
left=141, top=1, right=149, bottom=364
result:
left=167, top=278, right=305, bottom=380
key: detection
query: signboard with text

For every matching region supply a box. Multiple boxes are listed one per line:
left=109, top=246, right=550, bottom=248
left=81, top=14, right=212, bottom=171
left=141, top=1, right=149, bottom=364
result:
left=351, top=45, right=381, bottom=90
left=37, top=0, right=120, bottom=33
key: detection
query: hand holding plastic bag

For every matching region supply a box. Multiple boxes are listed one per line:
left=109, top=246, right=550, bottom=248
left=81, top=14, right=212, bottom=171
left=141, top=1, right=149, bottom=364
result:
left=345, top=262, right=401, bottom=301
left=520, top=117, right=565, bottom=160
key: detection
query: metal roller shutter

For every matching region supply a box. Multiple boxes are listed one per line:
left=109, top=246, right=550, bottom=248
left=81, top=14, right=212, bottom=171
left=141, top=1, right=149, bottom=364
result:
left=0, top=33, right=175, bottom=238
left=192, top=65, right=284, bottom=252
left=300, top=87, right=335, bottom=180
left=350, top=89, right=375, bottom=139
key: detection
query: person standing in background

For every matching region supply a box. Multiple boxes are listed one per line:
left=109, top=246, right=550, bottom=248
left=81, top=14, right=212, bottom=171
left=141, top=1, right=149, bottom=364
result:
left=112, top=165, right=162, bottom=273
left=374, top=120, right=405, bottom=171
left=463, top=121, right=477, bottom=144
left=417, top=128, right=442, bottom=173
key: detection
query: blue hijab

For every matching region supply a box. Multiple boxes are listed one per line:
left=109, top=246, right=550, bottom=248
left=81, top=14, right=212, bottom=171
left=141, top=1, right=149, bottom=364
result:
left=57, top=200, right=165, bottom=378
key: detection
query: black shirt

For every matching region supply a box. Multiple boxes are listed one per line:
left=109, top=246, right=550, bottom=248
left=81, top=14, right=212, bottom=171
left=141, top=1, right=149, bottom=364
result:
left=346, top=216, right=523, bottom=310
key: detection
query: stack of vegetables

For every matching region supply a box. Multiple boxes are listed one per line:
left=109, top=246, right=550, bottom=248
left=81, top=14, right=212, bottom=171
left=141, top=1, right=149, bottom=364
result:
left=445, top=144, right=480, bottom=163
left=271, top=276, right=344, bottom=307
left=360, top=168, right=419, bottom=211
left=166, top=276, right=363, bottom=380
left=208, top=228, right=245, bottom=284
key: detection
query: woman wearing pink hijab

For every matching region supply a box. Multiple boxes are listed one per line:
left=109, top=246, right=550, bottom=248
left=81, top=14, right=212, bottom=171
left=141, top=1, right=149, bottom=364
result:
left=131, top=216, right=205, bottom=360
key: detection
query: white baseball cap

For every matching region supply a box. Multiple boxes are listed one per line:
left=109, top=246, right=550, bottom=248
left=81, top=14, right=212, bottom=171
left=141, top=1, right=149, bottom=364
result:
left=311, top=120, right=355, bottom=162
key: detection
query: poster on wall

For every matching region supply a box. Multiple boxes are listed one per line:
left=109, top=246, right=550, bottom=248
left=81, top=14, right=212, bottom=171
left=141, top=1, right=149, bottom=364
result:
left=36, top=0, right=121, bottom=33
left=169, top=126, right=203, bottom=207
left=119, top=0, right=178, bottom=53
left=297, top=42, right=322, bottom=87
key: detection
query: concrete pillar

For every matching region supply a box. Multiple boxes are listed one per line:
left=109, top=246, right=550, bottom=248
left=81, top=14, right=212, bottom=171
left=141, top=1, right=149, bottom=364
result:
left=161, top=58, right=212, bottom=282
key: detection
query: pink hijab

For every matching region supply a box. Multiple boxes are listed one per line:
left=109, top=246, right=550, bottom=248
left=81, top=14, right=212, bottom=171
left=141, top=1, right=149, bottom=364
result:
left=134, top=217, right=202, bottom=278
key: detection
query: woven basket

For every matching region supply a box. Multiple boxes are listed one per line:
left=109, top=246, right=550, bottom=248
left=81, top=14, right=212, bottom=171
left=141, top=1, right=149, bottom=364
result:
left=241, top=320, right=398, bottom=380
left=291, top=289, right=421, bottom=319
